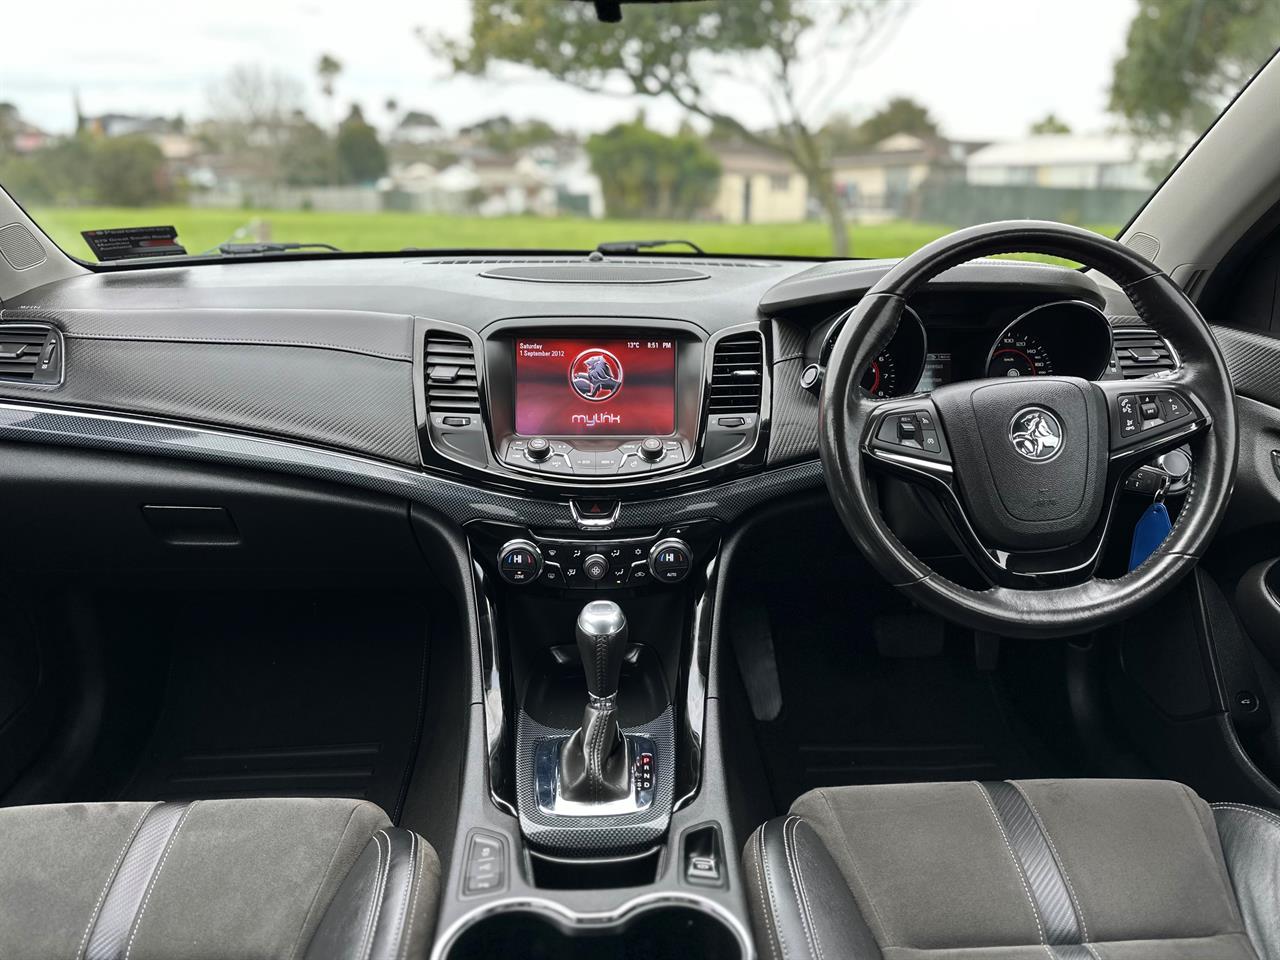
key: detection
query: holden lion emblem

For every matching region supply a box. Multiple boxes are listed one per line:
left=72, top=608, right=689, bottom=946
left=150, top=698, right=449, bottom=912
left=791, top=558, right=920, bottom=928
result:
left=569, top=348, right=623, bottom=402
left=1009, top=407, right=1064, bottom=462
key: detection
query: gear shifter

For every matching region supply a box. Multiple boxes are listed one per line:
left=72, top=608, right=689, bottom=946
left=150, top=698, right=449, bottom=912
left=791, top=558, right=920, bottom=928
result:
left=558, top=600, right=631, bottom=804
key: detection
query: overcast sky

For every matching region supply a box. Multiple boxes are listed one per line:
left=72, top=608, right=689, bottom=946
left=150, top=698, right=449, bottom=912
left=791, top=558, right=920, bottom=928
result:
left=2, top=0, right=1138, bottom=142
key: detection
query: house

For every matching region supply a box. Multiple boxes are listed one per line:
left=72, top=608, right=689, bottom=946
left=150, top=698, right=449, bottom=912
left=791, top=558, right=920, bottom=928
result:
left=832, top=134, right=982, bottom=220
left=965, top=133, right=1182, bottom=190
left=709, top=144, right=807, bottom=224
left=390, top=111, right=445, bottom=146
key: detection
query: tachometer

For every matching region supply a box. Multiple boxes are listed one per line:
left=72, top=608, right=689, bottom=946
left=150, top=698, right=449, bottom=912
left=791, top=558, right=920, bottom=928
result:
left=861, top=349, right=897, bottom=398
left=987, top=333, right=1054, bottom=378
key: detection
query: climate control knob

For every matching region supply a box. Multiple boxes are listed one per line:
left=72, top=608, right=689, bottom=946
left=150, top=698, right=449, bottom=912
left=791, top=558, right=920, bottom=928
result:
left=639, top=437, right=665, bottom=463
left=583, top=553, right=610, bottom=582
left=648, top=538, right=693, bottom=583
left=497, top=539, right=543, bottom=585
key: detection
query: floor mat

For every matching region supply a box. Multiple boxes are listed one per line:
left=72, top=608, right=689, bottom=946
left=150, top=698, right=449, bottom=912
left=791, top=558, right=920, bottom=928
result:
left=751, top=576, right=1068, bottom=813
left=117, top=588, right=428, bottom=820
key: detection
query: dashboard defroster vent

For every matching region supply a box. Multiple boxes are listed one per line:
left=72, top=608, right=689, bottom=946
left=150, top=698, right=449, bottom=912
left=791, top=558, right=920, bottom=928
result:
left=1112, top=324, right=1176, bottom=378
left=707, top=332, right=764, bottom=414
left=0, top=323, right=62, bottom=384
left=424, top=330, right=480, bottom=413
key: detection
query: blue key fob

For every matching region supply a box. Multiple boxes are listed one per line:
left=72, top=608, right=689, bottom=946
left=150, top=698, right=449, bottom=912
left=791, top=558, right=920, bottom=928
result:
left=1128, top=501, right=1173, bottom=571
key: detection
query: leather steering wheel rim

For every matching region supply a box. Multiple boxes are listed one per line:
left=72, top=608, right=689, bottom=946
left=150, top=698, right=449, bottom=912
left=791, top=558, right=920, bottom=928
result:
left=818, top=220, right=1238, bottom=639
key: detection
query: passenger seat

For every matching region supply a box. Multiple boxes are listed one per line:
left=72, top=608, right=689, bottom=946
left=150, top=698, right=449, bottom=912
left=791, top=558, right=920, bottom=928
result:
left=0, top=797, right=438, bottom=959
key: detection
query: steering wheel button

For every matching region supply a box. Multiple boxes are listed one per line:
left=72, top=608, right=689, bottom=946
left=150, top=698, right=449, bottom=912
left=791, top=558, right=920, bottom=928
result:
left=1139, top=401, right=1161, bottom=421
left=920, top=429, right=941, bottom=452
left=897, top=418, right=918, bottom=441
left=1159, top=393, right=1188, bottom=421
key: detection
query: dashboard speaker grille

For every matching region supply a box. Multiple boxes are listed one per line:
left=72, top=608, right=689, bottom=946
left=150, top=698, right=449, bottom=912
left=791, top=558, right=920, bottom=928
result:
left=479, top=263, right=708, bottom=284
left=0, top=223, right=47, bottom=271
left=0, top=323, right=61, bottom=383
left=424, top=330, right=480, bottom=413
left=708, top=332, right=764, bottom=414
left=1113, top=324, right=1176, bottom=378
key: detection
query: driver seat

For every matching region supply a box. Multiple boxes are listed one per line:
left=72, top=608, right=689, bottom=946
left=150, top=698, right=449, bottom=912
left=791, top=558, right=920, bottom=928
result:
left=745, top=779, right=1279, bottom=960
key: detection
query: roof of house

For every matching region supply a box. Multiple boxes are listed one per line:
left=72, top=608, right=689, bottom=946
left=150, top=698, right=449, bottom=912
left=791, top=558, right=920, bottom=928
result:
left=833, top=134, right=981, bottom=169
left=709, top=142, right=798, bottom=176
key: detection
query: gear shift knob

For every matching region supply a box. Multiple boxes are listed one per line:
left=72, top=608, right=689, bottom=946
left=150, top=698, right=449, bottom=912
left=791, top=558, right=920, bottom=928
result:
left=575, top=600, right=628, bottom=700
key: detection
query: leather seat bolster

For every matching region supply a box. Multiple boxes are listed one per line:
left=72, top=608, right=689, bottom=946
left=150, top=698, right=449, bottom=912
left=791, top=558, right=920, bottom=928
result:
left=306, top=827, right=441, bottom=960
left=744, top=815, right=882, bottom=960
left=1213, top=803, right=1280, bottom=960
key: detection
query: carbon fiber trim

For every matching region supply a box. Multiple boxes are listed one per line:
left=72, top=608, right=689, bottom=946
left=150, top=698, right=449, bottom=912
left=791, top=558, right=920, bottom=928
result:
left=516, top=707, right=674, bottom=853
left=0, top=309, right=420, bottom=463
left=1209, top=323, right=1280, bottom=409
left=0, top=402, right=826, bottom=529
left=981, top=781, right=1084, bottom=948
left=767, top=357, right=821, bottom=464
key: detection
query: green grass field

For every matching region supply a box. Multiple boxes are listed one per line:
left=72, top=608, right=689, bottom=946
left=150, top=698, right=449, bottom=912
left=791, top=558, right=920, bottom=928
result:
left=29, top=206, right=1116, bottom=263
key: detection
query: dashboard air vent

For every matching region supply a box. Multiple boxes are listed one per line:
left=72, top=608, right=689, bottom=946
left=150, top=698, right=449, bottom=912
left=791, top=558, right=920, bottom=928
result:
left=424, top=330, right=480, bottom=413
left=1113, top=324, right=1176, bottom=378
left=707, top=332, right=764, bottom=414
left=0, top=323, right=61, bottom=384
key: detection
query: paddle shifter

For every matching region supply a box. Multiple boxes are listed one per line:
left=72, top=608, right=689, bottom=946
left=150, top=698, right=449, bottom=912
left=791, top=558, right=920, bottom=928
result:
left=557, top=600, right=631, bottom=804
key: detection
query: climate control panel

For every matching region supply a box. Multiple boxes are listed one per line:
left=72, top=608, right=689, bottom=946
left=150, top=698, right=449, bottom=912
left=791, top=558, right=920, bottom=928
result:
left=471, top=519, right=715, bottom=592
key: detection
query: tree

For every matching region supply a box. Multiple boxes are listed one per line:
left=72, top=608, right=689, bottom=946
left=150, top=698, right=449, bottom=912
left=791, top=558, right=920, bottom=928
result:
left=586, top=117, right=720, bottom=219
left=279, top=113, right=334, bottom=186
left=1030, top=113, right=1072, bottom=135
left=206, top=64, right=304, bottom=184
left=430, top=0, right=905, bottom=256
left=336, top=105, right=388, bottom=183
left=1110, top=0, right=1280, bottom=140
left=855, top=96, right=939, bottom=146
left=90, top=135, right=172, bottom=205
left=317, top=53, right=343, bottom=130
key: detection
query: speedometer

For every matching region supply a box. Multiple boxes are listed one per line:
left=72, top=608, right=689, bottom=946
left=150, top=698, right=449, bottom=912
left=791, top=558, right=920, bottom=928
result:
left=860, top=349, right=897, bottom=398
left=987, top=333, right=1054, bottom=378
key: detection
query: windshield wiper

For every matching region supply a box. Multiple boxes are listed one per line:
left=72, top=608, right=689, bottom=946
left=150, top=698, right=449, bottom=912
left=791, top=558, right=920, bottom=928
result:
left=215, top=241, right=342, bottom=256
left=595, top=238, right=706, bottom=255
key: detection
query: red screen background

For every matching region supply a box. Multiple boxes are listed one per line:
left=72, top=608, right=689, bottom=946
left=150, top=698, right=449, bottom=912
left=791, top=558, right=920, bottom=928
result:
left=514, top=337, right=676, bottom=436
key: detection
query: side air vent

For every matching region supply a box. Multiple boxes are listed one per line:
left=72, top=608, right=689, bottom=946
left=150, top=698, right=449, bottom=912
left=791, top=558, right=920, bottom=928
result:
left=707, top=332, right=764, bottom=414
left=424, top=330, right=480, bottom=413
left=0, top=323, right=62, bottom=384
left=1113, top=324, right=1177, bottom=378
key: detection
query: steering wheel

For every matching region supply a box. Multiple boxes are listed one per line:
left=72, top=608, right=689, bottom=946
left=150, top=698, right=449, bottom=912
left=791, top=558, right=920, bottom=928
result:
left=819, top=221, right=1238, bottom=638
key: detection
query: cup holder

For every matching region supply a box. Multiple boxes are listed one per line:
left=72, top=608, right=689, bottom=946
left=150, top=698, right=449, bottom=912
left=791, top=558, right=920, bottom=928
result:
left=439, top=898, right=748, bottom=960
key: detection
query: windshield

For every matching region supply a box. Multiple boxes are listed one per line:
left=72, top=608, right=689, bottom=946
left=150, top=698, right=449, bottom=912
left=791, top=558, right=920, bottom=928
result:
left=3, top=1, right=1278, bottom=263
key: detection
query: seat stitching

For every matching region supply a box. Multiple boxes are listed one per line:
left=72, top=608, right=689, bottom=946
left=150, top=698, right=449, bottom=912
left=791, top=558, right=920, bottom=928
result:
left=387, top=832, right=416, bottom=960
left=1176, top=784, right=1246, bottom=925
left=356, top=832, right=387, bottom=960
left=362, top=829, right=395, bottom=960
left=815, top=787, right=892, bottom=946
left=973, top=781, right=1047, bottom=945
left=398, top=836, right=426, bottom=960
left=1211, top=803, right=1280, bottom=829
left=1010, top=781, right=1091, bottom=942
left=1083, top=942, right=1105, bottom=959
left=780, top=816, right=819, bottom=960
left=76, top=803, right=157, bottom=960
left=288, top=803, right=367, bottom=960
left=123, top=800, right=196, bottom=960
left=754, top=825, right=785, bottom=960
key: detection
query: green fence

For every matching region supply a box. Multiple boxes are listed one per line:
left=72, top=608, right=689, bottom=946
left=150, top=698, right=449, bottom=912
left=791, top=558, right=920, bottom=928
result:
left=916, top=181, right=1149, bottom=228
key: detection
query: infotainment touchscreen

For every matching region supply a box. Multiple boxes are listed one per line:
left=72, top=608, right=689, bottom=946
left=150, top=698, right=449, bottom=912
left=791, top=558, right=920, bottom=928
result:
left=514, top=337, right=676, bottom=437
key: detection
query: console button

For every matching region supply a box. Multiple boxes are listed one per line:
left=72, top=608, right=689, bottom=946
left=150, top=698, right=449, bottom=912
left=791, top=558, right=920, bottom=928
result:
left=628, top=560, right=652, bottom=584
left=463, top=832, right=506, bottom=896
left=583, top=553, right=610, bottom=582
left=596, top=451, right=623, bottom=473
left=569, top=451, right=597, bottom=473
left=542, top=454, right=573, bottom=475
left=617, top=455, right=650, bottom=475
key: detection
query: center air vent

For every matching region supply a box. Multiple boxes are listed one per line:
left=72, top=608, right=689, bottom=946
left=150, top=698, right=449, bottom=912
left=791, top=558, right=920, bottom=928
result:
left=0, top=323, right=62, bottom=384
left=707, top=332, right=764, bottom=414
left=1113, top=323, right=1176, bottom=378
left=424, top=330, right=480, bottom=413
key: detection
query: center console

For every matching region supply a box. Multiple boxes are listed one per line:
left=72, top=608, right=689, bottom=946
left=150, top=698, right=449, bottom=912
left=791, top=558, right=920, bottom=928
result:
left=419, top=316, right=763, bottom=959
